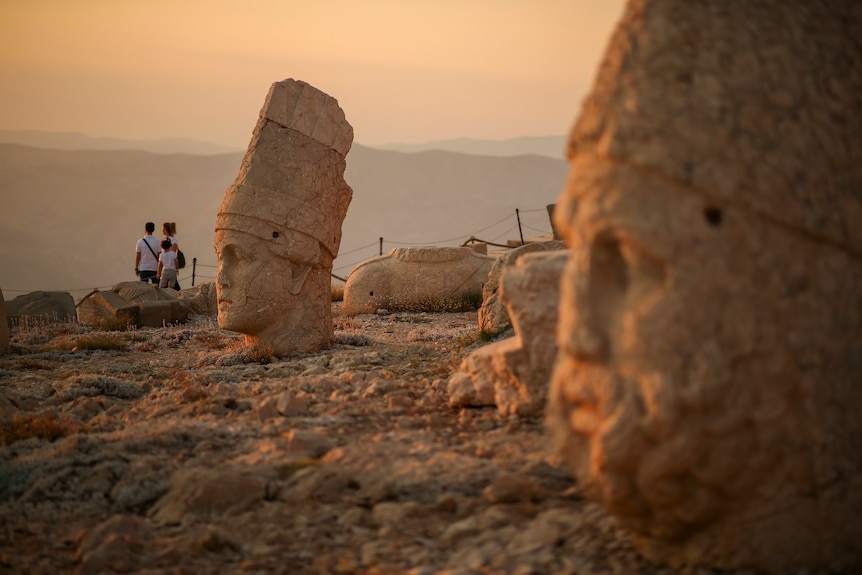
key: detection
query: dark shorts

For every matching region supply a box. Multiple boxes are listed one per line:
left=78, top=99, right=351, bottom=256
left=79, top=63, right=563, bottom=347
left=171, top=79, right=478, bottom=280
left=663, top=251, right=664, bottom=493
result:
left=139, top=270, right=158, bottom=284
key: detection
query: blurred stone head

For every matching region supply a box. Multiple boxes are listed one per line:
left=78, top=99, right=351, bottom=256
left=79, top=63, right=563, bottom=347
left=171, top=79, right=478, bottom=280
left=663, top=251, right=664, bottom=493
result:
left=547, top=1, right=862, bottom=572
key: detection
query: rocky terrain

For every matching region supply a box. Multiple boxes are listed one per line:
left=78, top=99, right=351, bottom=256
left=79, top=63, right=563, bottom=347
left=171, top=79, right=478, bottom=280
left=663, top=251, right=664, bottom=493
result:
left=0, top=307, right=815, bottom=575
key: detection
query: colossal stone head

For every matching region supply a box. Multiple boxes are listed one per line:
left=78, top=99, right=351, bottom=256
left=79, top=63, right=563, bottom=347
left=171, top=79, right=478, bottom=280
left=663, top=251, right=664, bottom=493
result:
left=215, top=79, right=353, bottom=356
left=547, top=1, right=862, bottom=572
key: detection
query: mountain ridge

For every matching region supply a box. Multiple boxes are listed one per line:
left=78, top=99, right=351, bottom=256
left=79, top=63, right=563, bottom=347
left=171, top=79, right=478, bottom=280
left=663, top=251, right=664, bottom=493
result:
left=0, top=130, right=567, bottom=159
left=0, top=139, right=566, bottom=297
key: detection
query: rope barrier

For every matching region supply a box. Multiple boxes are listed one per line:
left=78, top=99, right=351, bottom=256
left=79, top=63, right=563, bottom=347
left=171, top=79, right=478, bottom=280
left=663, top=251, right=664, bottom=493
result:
left=7, top=206, right=555, bottom=294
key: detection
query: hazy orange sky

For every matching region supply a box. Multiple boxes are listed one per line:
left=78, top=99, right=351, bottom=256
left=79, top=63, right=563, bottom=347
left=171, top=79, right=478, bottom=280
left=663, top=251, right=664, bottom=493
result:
left=0, top=0, right=626, bottom=148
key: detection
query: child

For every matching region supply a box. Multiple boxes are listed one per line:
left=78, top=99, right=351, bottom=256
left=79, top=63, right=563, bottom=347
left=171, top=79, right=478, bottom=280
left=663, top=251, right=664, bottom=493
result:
left=157, top=239, right=180, bottom=291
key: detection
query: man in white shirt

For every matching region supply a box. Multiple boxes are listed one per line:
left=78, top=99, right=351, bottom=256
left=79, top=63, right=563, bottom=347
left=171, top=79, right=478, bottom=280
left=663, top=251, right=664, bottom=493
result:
left=134, top=222, right=160, bottom=284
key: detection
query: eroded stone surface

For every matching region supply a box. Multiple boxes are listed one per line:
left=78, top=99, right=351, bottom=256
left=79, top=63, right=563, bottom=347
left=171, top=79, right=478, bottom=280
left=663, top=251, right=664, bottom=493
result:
left=343, top=247, right=493, bottom=314
left=4, top=291, right=76, bottom=324
left=214, top=78, right=353, bottom=356
left=76, top=281, right=190, bottom=327
left=177, top=282, right=217, bottom=318
left=448, top=251, right=566, bottom=416
left=547, top=1, right=862, bottom=572
left=478, top=241, right=565, bottom=335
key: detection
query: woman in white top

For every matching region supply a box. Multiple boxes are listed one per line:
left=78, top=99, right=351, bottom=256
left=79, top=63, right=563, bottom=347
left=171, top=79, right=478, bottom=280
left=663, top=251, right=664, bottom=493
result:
left=162, top=222, right=181, bottom=290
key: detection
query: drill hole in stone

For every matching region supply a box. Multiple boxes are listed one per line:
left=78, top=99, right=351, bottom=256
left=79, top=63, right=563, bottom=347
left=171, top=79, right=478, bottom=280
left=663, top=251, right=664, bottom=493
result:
left=704, top=207, right=723, bottom=227
left=272, top=231, right=279, bottom=238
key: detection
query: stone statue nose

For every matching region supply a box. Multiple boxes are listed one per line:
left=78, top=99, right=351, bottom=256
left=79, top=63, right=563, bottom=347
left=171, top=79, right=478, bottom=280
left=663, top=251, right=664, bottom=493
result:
left=559, top=235, right=627, bottom=362
left=561, top=275, right=610, bottom=362
left=563, top=320, right=607, bottom=361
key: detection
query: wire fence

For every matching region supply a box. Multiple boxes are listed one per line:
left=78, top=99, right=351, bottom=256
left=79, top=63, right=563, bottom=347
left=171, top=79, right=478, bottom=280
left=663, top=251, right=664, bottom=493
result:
left=3, top=206, right=557, bottom=296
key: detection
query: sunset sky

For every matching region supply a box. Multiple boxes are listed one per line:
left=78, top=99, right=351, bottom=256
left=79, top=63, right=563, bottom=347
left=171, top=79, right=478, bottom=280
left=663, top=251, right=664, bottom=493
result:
left=0, top=0, right=626, bottom=148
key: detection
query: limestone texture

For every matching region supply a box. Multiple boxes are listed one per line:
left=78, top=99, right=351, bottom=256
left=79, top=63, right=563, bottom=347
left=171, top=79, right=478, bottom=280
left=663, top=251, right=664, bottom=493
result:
left=4, top=291, right=77, bottom=324
left=478, top=241, right=565, bottom=335
left=77, top=282, right=190, bottom=328
left=343, top=247, right=494, bottom=315
left=546, top=1, right=862, bottom=573
left=214, top=78, right=353, bottom=356
left=448, top=250, right=566, bottom=416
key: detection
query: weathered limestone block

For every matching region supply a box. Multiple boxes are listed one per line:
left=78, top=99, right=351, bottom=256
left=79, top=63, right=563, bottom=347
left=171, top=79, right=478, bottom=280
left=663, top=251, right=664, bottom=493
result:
left=0, top=288, right=9, bottom=354
left=214, top=78, right=353, bottom=356
left=177, top=282, right=218, bottom=318
left=478, top=241, right=565, bottom=335
left=118, top=300, right=191, bottom=328
left=5, top=291, right=76, bottom=324
left=547, top=1, right=862, bottom=573
left=343, top=247, right=494, bottom=315
left=448, top=251, right=565, bottom=416
left=77, top=281, right=190, bottom=327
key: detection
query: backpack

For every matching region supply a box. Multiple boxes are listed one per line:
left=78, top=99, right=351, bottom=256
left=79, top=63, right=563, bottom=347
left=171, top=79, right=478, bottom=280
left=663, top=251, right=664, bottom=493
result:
left=177, top=249, right=186, bottom=269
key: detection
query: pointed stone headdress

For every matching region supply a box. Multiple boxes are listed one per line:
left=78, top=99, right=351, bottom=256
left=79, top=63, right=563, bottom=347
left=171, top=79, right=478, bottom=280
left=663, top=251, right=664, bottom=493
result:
left=216, top=78, right=354, bottom=262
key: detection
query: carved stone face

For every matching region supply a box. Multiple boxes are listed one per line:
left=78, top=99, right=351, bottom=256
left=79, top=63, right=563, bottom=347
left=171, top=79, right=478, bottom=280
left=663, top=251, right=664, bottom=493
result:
left=215, top=230, right=285, bottom=334
left=548, top=152, right=817, bottom=559
left=214, top=229, right=310, bottom=337
left=548, top=0, right=862, bottom=569
left=213, top=220, right=334, bottom=356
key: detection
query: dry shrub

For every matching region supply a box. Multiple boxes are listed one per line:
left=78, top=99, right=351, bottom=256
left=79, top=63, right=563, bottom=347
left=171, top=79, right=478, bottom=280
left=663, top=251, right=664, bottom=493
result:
left=98, top=316, right=134, bottom=332
left=344, top=291, right=484, bottom=316
left=331, top=284, right=345, bottom=302
left=13, top=357, right=53, bottom=370
left=9, top=315, right=84, bottom=346
left=70, top=334, right=130, bottom=352
left=193, top=331, right=232, bottom=350
left=243, top=344, right=275, bottom=364
left=0, top=412, right=85, bottom=445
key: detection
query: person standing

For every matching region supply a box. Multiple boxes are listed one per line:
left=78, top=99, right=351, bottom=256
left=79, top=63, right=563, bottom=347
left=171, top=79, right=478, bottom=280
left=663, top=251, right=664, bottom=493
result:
left=157, top=239, right=179, bottom=290
left=162, top=222, right=181, bottom=290
left=135, top=222, right=160, bottom=284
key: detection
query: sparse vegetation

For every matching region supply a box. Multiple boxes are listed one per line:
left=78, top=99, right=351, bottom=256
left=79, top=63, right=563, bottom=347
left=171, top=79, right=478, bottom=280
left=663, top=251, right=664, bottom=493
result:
left=342, top=291, right=485, bottom=316
left=331, top=284, right=345, bottom=302
left=12, top=357, right=54, bottom=370
left=98, top=316, right=134, bottom=332
left=0, top=412, right=85, bottom=445
left=67, top=333, right=130, bottom=352
left=194, top=331, right=232, bottom=350
left=8, top=315, right=86, bottom=347
left=242, top=343, right=275, bottom=364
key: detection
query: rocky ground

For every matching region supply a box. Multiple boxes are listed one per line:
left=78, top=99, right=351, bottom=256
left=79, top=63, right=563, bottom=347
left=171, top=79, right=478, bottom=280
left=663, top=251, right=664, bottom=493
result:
left=0, top=307, right=806, bottom=575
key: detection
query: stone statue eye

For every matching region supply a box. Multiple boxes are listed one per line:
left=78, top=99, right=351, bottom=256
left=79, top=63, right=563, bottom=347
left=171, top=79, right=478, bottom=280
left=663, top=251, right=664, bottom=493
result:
left=704, top=207, right=722, bottom=227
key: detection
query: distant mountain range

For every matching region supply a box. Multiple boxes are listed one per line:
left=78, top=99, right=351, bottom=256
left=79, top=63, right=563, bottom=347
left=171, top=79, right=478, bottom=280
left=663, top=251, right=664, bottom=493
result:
left=374, top=135, right=567, bottom=159
left=0, top=130, right=567, bottom=159
left=0, top=130, right=244, bottom=156
left=0, top=133, right=567, bottom=298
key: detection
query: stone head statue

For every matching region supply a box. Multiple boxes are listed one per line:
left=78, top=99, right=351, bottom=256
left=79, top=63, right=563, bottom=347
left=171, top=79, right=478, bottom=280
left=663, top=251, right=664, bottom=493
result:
left=215, top=79, right=353, bottom=356
left=547, top=1, right=862, bottom=572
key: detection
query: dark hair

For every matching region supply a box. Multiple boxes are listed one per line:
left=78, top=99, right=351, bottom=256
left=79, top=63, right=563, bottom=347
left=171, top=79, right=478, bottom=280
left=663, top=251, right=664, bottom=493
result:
left=145, top=222, right=155, bottom=233
left=161, top=239, right=172, bottom=250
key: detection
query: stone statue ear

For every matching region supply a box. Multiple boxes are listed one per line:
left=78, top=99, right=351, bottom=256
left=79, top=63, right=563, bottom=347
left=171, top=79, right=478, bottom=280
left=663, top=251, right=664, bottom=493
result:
left=287, top=261, right=312, bottom=295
